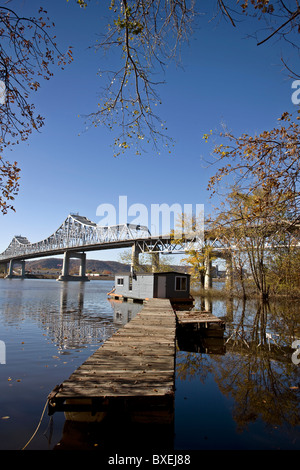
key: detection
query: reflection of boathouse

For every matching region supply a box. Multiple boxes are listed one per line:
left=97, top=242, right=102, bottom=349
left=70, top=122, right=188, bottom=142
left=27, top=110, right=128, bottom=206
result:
left=109, top=299, right=144, bottom=325
left=109, top=271, right=193, bottom=304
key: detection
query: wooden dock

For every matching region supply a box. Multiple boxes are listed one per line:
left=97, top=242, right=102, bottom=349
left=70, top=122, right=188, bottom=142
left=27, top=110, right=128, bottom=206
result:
left=175, top=310, right=225, bottom=337
left=48, top=298, right=176, bottom=423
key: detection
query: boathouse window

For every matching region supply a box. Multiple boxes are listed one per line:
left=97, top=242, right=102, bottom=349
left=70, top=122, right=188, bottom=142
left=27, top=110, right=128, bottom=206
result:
left=175, top=276, right=187, bottom=291
left=117, top=277, right=124, bottom=286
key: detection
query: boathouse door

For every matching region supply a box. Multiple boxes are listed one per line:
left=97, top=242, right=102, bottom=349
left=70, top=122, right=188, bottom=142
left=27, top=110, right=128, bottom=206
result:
left=157, top=276, right=167, bottom=298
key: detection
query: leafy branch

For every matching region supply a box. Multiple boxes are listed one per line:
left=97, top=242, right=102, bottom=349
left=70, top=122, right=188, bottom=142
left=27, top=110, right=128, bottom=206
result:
left=85, top=0, right=195, bottom=156
left=0, top=5, right=73, bottom=213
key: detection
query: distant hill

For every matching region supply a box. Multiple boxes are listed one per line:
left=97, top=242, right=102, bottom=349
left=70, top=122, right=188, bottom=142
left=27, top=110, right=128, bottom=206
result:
left=25, top=258, right=188, bottom=275
left=25, top=258, right=130, bottom=274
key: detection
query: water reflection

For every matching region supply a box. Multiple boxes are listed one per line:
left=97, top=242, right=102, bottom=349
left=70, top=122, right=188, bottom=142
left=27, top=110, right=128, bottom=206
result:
left=0, top=279, right=119, bottom=354
left=176, top=296, right=300, bottom=448
left=1, top=279, right=300, bottom=450
left=55, top=418, right=175, bottom=451
left=108, top=298, right=143, bottom=325
left=60, top=283, right=84, bottom=315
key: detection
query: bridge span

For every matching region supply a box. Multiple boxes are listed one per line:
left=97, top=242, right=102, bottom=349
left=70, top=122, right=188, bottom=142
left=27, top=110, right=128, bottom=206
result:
left=0, top=213, right=205, bottom=282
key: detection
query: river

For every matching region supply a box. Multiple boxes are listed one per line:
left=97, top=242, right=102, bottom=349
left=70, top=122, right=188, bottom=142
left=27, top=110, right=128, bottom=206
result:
left=0, top=278, right=299, bottom=451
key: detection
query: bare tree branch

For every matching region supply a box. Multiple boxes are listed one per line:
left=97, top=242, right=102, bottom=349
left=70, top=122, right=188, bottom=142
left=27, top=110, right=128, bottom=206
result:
left=0, top=5, right=72, bottom=213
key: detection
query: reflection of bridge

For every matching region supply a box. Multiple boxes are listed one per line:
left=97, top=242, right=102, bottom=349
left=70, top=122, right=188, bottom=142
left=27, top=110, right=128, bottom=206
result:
left=0, top=213, right=206, bottom=283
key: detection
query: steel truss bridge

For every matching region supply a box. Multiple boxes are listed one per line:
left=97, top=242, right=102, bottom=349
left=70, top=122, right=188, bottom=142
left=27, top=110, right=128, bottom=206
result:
left=1, top=213, right=298, bottom=283
left=0, top=213, right=206, bottom=262
left=0, top=213, right=206, bottom=281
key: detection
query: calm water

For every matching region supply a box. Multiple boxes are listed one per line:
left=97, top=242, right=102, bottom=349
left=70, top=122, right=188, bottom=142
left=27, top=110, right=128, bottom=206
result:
left=0, top=278, right=300, bottom=451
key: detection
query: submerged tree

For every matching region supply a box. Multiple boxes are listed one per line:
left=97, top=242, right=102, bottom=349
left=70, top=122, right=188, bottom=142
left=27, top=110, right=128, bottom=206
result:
left=212, top=186, right=299, bottom=299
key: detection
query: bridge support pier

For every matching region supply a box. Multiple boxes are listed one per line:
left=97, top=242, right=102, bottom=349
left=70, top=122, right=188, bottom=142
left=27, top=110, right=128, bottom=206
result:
left=131, top=243, right=141, bottom=275
left=151, top=252, right=160, bottom=273
left=204, top=254, right=212, bottom=290
left=131, top=243, right=161, bottom=274
left=5, top=259, right=25, bottom=279
left=225, top=253, right=233, bottom=293
left=57, top=252, right=89, bottom=282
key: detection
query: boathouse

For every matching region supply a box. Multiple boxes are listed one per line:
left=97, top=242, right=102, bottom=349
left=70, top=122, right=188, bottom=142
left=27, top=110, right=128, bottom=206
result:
left=110, top=271, right=192, bottom=303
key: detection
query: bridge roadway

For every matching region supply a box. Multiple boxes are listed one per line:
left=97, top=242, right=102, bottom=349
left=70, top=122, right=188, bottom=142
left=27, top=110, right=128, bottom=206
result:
left=0, top=235, right=175, bottom=263
left=48, top=298, right=176, bottom=423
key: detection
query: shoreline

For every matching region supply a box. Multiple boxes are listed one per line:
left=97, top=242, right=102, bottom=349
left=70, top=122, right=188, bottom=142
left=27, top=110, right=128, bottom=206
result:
left=1, top=274, right=298, bottom=300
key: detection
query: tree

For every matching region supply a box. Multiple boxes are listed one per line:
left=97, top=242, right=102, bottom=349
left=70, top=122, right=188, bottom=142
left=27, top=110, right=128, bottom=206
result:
left=118, top=247, right=175, bottom=272
left=267, top=232, right=300, bottom=296
left=83, top=0, right=196, bottom=156
left=205, top=112, right=300, bottom=225
left=0, top=156, right=19, bottom=214
left=173, top=212, right=210, bottom=289
left=212, top=186, right=298, bottom=299
left=72, top=1, right=300, bottom=155
left=219, top=0, right=300, bottom=78
left=0, top=4, right=73, bottom=213
left=203, top=2, right=300, bottom=274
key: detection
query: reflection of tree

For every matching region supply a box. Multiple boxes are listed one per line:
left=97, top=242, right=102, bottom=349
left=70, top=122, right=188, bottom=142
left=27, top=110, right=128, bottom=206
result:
left=177, top=297, right=300, bottom=434
left=176, top=350, right=212, bottom=383
left=214, top=300, right=300, bottom=432
left=213, top=349, right=300, bottom=433
left=226, top=299, right=300, bottom=352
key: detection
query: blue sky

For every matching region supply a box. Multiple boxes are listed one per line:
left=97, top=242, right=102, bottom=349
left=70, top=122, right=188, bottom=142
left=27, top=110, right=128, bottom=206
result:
left=0, top=0, right=297, bottom=262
